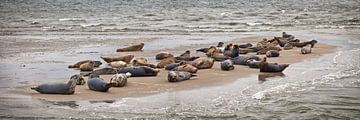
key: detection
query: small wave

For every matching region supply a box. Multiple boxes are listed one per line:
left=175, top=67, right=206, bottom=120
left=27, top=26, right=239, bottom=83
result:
left=59, top=18, right=86, bottom=22
left=245, top=22, right=263, bottom=26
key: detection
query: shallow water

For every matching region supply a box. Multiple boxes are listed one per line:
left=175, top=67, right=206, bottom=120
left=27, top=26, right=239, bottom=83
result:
left=1, top=0, right=360, bottom=119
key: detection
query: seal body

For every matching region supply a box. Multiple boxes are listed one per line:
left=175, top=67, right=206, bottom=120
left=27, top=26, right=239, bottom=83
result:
left=223, top=45, right=240, bottom=58
left=301, top=45, right=312, bottom=54
left=132, top=58, right=156, bottom=68
left=165, top=62, right=186, bottom=70
left=246, top=59, right=261, bottom=68
left=256, top=46, right=282, bottom=55
left=210, top=53, right=230, bottom=61
left=191, top=58, right=215, bottom=69
left=238, top=43, right=253, bottom=48
left=231, top=55, right=261, bottom=65
left=157, top=57, right=176, bottom=68
left=283, top=43, right=293, bottom=50
left=266, top=50, right=280, bottom=57
left=116, top=43, right=144, bottom=52
left=155, top=52, right=174, bottom=60
left=290, top=40, right=318, bottom=48
left=109, top=61, right=127, bottom=68
left=80, top=61, right=95, bottom=71
left=118, top=66, right=160, bottom=77
left=68, top=60, right=102, bottom=68
left=71, top=74, right=85, bottom=85
left=168, top=71, right=196, bottom=82
left=173, top=64, right=198, bottom=73
left=175, top=50, right=199, bottom=61
left=31, top=75, right=80, bottom=94
left=87, top=74, right=116, bottom=92
left=101, top=55, right=134, bottom=63
left=259, top=58, right=289, bottom=72
left=84, top=68, right=118, bottom=76
left=110, top=73, right=131, bottom=87
left=220, top=59, right=234, bottom=71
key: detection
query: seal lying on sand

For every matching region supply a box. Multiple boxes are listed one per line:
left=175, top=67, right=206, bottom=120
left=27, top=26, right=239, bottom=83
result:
left=238, top=43, right=253, bottom=48
left=191, top=57, right=215, bottom=69
left=109, top=72, right=131, bottom=87
left=68, top=60, right=102, bottom=68
left=266, top=50, right=280, bottom=57
left=220, top=59, right=234, bottom=71
left=283, top=43, right=293, bottom=50
left=133, top=59, right=157, bottom=68
left=157, top=57, right=176, bottom=68
left=80, top=61, right=95, bottom=71
left=259, top=57, right=289, bottom=72
left=301, top=44, right=312, bottom=54
left=73, top=74, right=85, bottom=85
left=101, top=55, right=134, bottom=63
left=289, top=40, right=318, bottom=48
left=168, top=71, right=196, bottom=82
left=223, top=44, right=240, bottom=58
left=246, top=59, right=261, bottom=68
left=109, top=61, right=127, bottom=68
left=155, top=52, right=174, bottom=60
left=165, top=61, right=187, bottom=70
left=256, top=46, right=282, bottom=55
left=83, top=68, right=118, bottom=76
left=282, top=32, right=294, bottom=38
left=175, top=50, right=199, bottom=61
left=118, top=66, right=160, bottom=77
left=116, top=43, right=144, bottom=52
left=196, top=42, right=224, bottom=53
left=31, top=74, right=82, bottom=94
left=210, top=53, right=230, bottom=61
left=231, top=55, right=261, bottom=65
left=173, top=64, right=198, bottom=73
left=87, top=74, right=117, bottom=92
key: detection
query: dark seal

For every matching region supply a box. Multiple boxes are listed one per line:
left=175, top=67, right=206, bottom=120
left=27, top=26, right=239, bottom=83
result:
left=31, top=74, right=82, bottom=94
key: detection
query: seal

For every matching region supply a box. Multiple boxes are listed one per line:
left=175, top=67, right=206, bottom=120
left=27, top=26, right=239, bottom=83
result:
left=83, top=68, right=118, bottom=76
left=80, top=61, right=95, bottom=71
left=191, top=57, right=215, bottom=69
left=173, top=64, right=198, bottom=73
left=87, top=74, right=117, bottom=92
left=220, top=59, right=234, bottom=71
left=157, top=57, right=176, bottom=68
left=175, top=50, right=199, bottom=61
left=165, top=61, right=186, bottom=70
left=289, top=40, right=318, bottom=48
left=246, top=59, right=261, bottom=68
left=116, top=43, right=144, bottom=52
left=101, top=54, right=134, bottom=63
left=133, top=59, right=157, bottom=68
left=282, top=32, right=294, bottom=38
left=210, top=53, right=230, bottom=61
left=224, top=44, right=240, bottom=58
left=168, top=71, right=197, bottom=82
left=231, top=55, right=261, bottom=65
left=133, top=57, right=148, bottom=64
left=72, top=74, right=85, bottom=85
left=259, top=57, right=289, bottom=72
left=205, top=46, right=223, bottom=56
left=118, top=66, right=160, bottom=77
left=109, top=72, right=131, bottom=87
left=256, top=38, right=269, bottom=47
left=301, top=44, right=312, bottom=54
left=155, top=52, right=174, bottom=60
left=266, top=50, right=280, bottom=57
left=109, top=60, right=127, bottom=68
left=238, top=43, right=253, bottom=48
left=283, top=43, right=293, bottom=50
left=30, top=74, right=82, bottom=94
left=256, top=46, right=282, bottom=55
left=68, top=60, right=102, bottom=68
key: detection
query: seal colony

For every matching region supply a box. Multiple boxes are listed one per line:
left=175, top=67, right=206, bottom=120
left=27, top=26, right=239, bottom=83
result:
left=31, top=32, right=322, bottom=95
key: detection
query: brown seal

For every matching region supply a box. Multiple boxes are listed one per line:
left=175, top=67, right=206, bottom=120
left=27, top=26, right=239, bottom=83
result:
left=256, top=46, right=282, bottom=55
left=68, top=60, right=102, bottom=68
left=191, top=57, right=215, bottom=69
left=173, top=64, right=198, bottom=73
left=290, top=40, right=318, bottom=48
left=175, top=50, right=199, bottom=61
left=116, top=43, right=144, bottom=52
left=155, top=52, right=174, bottom=60
left=79, top=61, right=95, bottom=71
left=157, top=57, right=176, bottom=68
left=259, top=57, right=289, bottom=72
left=133, top=59, right=157, bottom=68
left=101, top=55, right=134, bottom=63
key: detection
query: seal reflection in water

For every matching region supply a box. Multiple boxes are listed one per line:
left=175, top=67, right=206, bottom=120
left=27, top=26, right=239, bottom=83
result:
left=87, top=74, right=117, bottom=92
left=31, top=74, right=82, bottom=94
left=259, top=57, right=289, bottom=72
left=116, top=43, right=144, bottom=52
left=168, top=71, right=196, bottom=82
left=109, top=72, right=131, bottom=87
left=258, top=72, right=285, bottom=84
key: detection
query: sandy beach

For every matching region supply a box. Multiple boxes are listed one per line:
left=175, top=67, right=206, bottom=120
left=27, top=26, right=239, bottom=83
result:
left=11, top=35, right=336, bottom=101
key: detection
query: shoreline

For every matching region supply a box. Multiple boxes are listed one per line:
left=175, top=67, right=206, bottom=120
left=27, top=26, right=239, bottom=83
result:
left=10, top=35, right=337, bottom=102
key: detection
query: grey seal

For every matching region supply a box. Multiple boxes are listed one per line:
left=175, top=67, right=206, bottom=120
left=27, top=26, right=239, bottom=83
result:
left=220, top=59, right=235, bottom=71
left=259, top=57, right=289, bottom=72
left=118, top=66, right=160, bottom=77
left=31, top=74, right=82, bottom=94
left=87, top=74, right=117, bottom=92
left=168, top=71, right=197, bottom=82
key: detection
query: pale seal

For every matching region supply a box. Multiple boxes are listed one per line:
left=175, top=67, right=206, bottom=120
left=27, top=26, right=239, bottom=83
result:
left=168, top=71, right=196, bottom=82
left=80, top=61, right=95, bottom=71
left=116, top=43, right=144, bottom=52
left=30, top=74, right=82, bottom=94
left=109, top=60, right=127, bottom=68
left=191, top=57, right=215, bottom=69
left=173, top=64, right=198, bottom=73
left=220, top=59, right=235, bottom=71
left=100, top=54, right=134, bottom=63
left=68, top=60, right=102, bottom=68
left=87, top=74, right=117, bottom=92
left=109, top=72, right=131, bottom=87
left=301, top=44, right=312, bottom=54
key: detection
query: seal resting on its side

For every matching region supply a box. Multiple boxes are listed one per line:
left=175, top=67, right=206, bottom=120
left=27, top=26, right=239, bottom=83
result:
left=246, top=59, right=261, bottom=68
left=30, top=74, right=82, bottom=94
left=118, top=66, right=160, bottom=77
left=87, top=74, right=117, bottom=92
left=283, top=43, right=293, bottom=50
left=109, top=61, right=127, bottom=68
left=301, top=44, right=312, bottom=54
left=259, top=57, right=289, bottom=72
left=231, top=55, right=261, bottom=65
left=116, top=43, right=144, bottom=52
left=109, top=72, right=131, bottom=87
left=175, top=50, right=199, bottom=61
left=132, top=59, right=156, bottom=68
left=165, top=61, right=187, bottom=70
left=191, top=57, right=215, bottom=69
left=80, top=61, right=95, bottom=71
left=83, top=68, right=118, bottom=76
left=220, top=59, right=235, bottom=71
left=157, top=57, right=176, bottom=68
left=289, top=40, right=318, bottom=48
left=155, top=52, right=174, bottom=60
left=100, top=55, right=134, bottom=63
left=173, top=64, right=198, bottom=73
left=168, top=71, right=197, bottom=82
left=266, top=50, right=280, bottom=57
left=68, top=60, right=102, bottom=68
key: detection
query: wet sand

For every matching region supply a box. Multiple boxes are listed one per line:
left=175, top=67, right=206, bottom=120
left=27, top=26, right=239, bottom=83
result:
left=11, top=36, right=336, bottom=101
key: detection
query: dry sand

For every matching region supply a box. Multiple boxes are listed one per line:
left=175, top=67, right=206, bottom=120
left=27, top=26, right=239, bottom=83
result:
left=13, top=36, right=337, bottom=101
